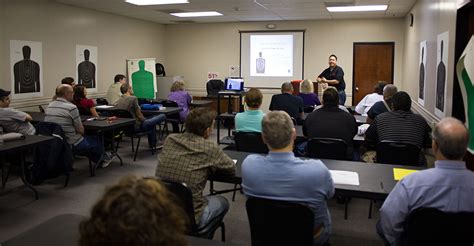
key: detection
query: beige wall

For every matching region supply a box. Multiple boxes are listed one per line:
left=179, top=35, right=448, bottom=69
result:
left=1, top=0, right=165, bottom=108
left=164, top=18, right=405, bottom=106
left=402, top=0, right=468, bottom=121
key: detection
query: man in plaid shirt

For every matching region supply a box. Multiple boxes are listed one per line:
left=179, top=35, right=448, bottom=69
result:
left=156, top=107, right=235, bottom=229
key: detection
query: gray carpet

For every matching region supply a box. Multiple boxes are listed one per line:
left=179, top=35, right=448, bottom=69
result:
left=0, top=128, right=384, bottom=245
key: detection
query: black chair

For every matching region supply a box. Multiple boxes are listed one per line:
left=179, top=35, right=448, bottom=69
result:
left=306, top=137, right=349, bottom=160
left=206, top=79, right=224, bottom=97
left=110, top=109, right=156, bottom=161
left=401, top=207, right=474, bottom=246
left=246, top=197, right=315, bottom=246
left=234, top=132, right=268, bottom=154
left=160, top=100, right=185, bottom=134
left=96, top=98, right=109, bottom=106
left=303, top=105, right=315, bottom=113
left=376, top=140, right=421, bottom=166
left=155, top=63, right=166, bottom=76
left=160, top=178, right=226, bottom=242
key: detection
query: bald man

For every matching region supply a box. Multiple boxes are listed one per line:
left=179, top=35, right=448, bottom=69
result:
left=377, top=117, right=474, bottom=245
left=45, top=84, right=110, bottom=167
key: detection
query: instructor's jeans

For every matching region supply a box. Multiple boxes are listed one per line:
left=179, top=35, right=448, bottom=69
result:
left=338, top=90, right=346, bottom=106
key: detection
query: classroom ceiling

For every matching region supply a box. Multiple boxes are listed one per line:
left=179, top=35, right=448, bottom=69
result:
left=55, top=0, right=417, bottom=24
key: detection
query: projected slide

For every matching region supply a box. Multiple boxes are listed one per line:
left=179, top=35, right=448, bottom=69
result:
left=250, top=35, right=293, bottom=77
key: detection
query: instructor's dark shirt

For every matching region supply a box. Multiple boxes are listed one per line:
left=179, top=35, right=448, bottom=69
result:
left=319, top=66, right=345, bottom=91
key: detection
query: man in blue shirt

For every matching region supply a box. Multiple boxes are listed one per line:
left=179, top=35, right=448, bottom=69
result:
left=242, top=111, right=334, bottom=245
left=378, top=117, right=474, bottom=245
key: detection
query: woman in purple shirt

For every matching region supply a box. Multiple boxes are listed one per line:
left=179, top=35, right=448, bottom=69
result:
left=298, top=79, right=321, bottom=107
left=167, top=80, right=192, bottom=132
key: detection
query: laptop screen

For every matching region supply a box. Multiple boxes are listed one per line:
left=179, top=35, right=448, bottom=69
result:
left=225, top=78, right=244, bottom=91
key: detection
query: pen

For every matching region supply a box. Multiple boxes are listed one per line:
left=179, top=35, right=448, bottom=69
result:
left=380, top=181, right=384, bottom=191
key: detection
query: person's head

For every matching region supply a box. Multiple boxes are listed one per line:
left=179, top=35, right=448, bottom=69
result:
left=322, top=87, right=339, bottom=106
left=73, top=85, right=87, bottom=103
left=328, top=54, right=338, bottom=68
left=114, top=74, right=126, bottom=84
left=391, top=91, right=411, bottom=112
left=300, top=79, right=314, bottom=94
left=432, top=117, right=469, bottom=160
left=245, top=88, right=263, bottom=109
left=56, top=84, right=74, bottom=102
left=79, top=175, right=187, bottom=246
left=374, top=81, right=387, bottom=95
left=61, top=77, right=76, bottom=87
left=185, top=107, right=217, bottom=139
left=120, top=83, right=132, bottom=95
left=84, top=49, right=90, bottom=61
left=0, top=89, right=11, bottom=107
left=170, top=80, right=185, bottom=92
left=281, top=82, right=293, bottom=94
left=382, top=84, right=398, bottom=101
left=262, top=111, right=296, bottom=151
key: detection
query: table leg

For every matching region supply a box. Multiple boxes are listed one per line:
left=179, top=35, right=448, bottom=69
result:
left=109, top=129, right=123, bottom=166
left=20, top=154, right=38, bottom=200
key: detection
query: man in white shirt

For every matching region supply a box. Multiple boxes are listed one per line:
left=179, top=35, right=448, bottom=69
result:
left=355, top=81, right=386, bottom=116
left=0, top=88, right=36, bottom=135
left=107, top=74, right=126, bottom=105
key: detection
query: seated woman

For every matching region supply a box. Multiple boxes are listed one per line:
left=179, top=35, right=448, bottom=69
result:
left=73, top=85, right=99, bottom=117
left=79, top=175, right=187, bottom=246
left=167, top=80, right=192, bottom=133
left=235, top=88, right=264, bottom=132
left=297, top=79, right=321, bottom=112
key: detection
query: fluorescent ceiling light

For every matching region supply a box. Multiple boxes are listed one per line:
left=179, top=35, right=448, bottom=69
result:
left=327, top=5, right=388, bottom=12
left=125, top=0, right=188, bottom=6
left=170, top=11, right=223, bottom=17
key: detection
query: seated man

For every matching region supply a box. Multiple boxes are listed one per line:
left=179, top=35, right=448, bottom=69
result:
left=355, top=81, right=385, bottom=116
left=106, top=74, right=126, bottom=105
left=377, top=117, right=474, bottom=245
left=242, top=111, right=334, bottom=245
left=0, top=88, right=36, bottom=135
left=269, top=82, right=304, bottom=124
left=235, top=88, right=264, bottom=132
left=61, top=77, right=76, bottom=87
left=114, top=83, right=166, bottom=148
left=156, top=108, right=235, bottom=229
left=304, top=87, right=358, bottom=160
left=365, top=91, right=431, bottom=165
left=366, top=84, right=398, bottom=124
left=45, top=84, right=110, bottom=166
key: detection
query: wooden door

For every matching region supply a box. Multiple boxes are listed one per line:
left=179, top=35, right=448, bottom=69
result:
left=352, top=43, right=395, bottom=105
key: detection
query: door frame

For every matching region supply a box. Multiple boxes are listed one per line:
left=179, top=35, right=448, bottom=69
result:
left=352, top=42, right=395, bottom=105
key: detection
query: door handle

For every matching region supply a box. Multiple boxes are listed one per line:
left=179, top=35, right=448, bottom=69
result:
left=355, top=87, right=359, bottom=91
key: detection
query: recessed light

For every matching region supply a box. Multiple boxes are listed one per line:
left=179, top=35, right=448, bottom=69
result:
left=125, top=0, right=188, bottom=6
left=326, top=5, right=388, bottom=12
left=170, top=11, right=223, bottom=17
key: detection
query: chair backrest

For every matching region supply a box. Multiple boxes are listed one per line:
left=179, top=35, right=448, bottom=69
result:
left=159, top=179, right=199, bottom=236
left=206, top=79, right=224, bottom=96
left=246, top=197, right=314, bottom=246
left=401, top=207, right=474, bottom=246
left=376, top=140, right=421, bottom=166
left=160, top=100, right=179, bottom=108
left=110, top=109, right=133, bottom=118
left=234, top=132, right=268, bottom=154
left=96, top=98, right=109, bottom=106
left=155, top=63, right=166, bottom=76
left=306, top=137, right=348, bottom=160
left=303, top=105, right=315, bottom=113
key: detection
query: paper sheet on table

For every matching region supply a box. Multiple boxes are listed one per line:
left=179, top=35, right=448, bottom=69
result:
left=393, top=168, right=418, bottom=181
left=329, top=170, right=359, bottom=186
left=95, top=105, right=114, bottom=109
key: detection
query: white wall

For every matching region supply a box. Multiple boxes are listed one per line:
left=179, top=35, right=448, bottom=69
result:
left=1, top=0, right=166, bottom=108
left=402, top=0, right=468, bottom=121
left=164, top=18, right=405, bottom=106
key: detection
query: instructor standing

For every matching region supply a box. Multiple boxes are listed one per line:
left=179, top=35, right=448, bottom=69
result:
left=316, top=54, right=346, bottom=105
